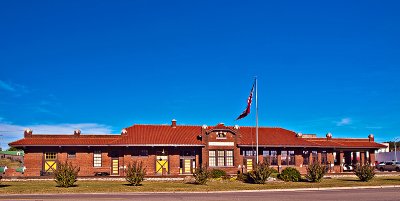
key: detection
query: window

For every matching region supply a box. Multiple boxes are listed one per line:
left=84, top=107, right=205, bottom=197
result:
left=131, top=149, right=148, bottom=157
left=216, top=131, right=227, bottom=139
left=209, top=150, right=234, bottom=167
left=45, top=152, right=57, bottom=160
left=334, top=152, right=340, bottom=165
left=93, top=151, right=102, bottom=167
left=311, top=151, right=318, bottom=163
left=321, top=151, right=327, bottom=165
left=263, top=150, right=270, bottom=165
left=139, top=149, right=148, bottom=156
left=226, top=150, right=233, bottom=166
left=209, top=151, right=216, bottom=167
left=303, top=151, right=310, bottom=165
left=270, top=150, right=278, bottom=165
left=288, top=151, right=295, bottom=165
left=281, top=151, right=288, bottom=165
left=218, top=151, right=225, bottom=166
left=67, top=151, right=76, bottom=158
left=242, top=150, right=256, bottom=156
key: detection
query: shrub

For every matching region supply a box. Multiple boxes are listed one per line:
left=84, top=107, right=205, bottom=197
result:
left=125, top=161, right=146, bottom=186
left=193, top=165, right=210, bottom=185
left=354, top=163, right=375, bottom=182
left=306, top=163, right=326, bottom=182
left=0, top=175, right=2, bottom=186
left=278, top=167, right=301, bottom=182
left=54, top=161, right=80, bottom=188
left=245, top=161, right=274, bottom=184
left=210, top=169, right=227, bottom=178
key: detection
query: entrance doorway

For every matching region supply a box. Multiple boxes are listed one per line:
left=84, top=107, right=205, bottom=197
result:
left=111, top=158, right=119, bottom=175
left=156, top=153, right=168, bottom=175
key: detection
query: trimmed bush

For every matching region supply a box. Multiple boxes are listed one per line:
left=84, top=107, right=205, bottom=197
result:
left=306, top=163, right=326, bottom=182
left=245, top=161, right=274, bottom=184
left=278, top=167, right=301, bottom=182
left=193, top=165, right=210, bottom=185
left=210, top=169, right=227, bottom=178
left=125, top=161, right=146, bottom=186
left=54, top=161, right=80, bottom=188
left=354, top=163, right=375, bottom=182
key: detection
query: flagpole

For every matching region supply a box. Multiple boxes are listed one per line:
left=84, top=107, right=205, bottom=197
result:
left=255, top=77, right=259, bottom=164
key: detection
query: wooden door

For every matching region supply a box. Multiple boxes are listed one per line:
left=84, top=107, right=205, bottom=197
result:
left=111, top=158, right=119, bottom=175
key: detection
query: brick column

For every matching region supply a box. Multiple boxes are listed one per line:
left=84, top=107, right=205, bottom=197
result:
left=294, top=149, right=303, bottom=167
left=339, top=151, right=344, bottom=172
left=360, top=152, right=365, bottom=165
left=353, top=152, right=357, bottom=165
left=277, top=150, right=282, bottom=172
left=317, top=152, right=322, bottom=164
left=369, top=152, right=376, bottom=166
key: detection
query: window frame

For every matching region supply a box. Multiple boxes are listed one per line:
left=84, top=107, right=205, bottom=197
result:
left=67, top=151, right=76, bottom=159
left=93, top=150, right=102, bottom=167
left=208, top=150, right=234, bottom=167
left=45, top=152, right=57, bottom=160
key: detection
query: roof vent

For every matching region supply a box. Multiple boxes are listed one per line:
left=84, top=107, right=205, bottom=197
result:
left=202, top=124, right=208, bottom=129
left=219, top=122, right=225, bottom=126
left=74, top=129, right=81, bottom=136
left=234, top=125, right=240, bottom=130
left=296, top=132, right=303, bottom=138
left=171, top=119, right=177, bottom=128
left=121, top=128, right=128, bottom=135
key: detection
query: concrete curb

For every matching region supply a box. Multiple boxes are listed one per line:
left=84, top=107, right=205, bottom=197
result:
left=1, top=185, right=399, bottom=196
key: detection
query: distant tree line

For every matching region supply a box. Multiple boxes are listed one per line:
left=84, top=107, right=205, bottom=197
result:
left=383, top=141, right=400, bottom=152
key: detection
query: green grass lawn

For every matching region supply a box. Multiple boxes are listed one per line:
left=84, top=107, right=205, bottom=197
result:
left=0, top=177, right=399, bottom=194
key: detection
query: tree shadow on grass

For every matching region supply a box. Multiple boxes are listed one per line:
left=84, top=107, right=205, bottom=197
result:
left=382, top=178, right=400, bottom=181
left=56, top=184, right=78, bottom=188
left=339, top=178, right=361, bottom=182
left=123, top=184, right=143, bottom=186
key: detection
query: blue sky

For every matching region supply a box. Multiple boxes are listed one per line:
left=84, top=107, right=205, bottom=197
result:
left=1, top=1, right=399, bottom=149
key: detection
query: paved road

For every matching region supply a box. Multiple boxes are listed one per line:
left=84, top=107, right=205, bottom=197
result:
left=0, top=187, right=399, bottom=201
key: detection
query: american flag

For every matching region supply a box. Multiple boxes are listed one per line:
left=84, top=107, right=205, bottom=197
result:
left=236, top=81, right=255, bottom=120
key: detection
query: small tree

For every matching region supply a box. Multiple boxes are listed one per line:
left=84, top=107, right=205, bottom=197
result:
left=354, top=163, right=375, bottom=182
left=306, top=163, right=326, bottom=182
left=54, top=161, right=80, bottom=188
left=246, top=161, right=274, bottom=184
left=125, top=161, right=146, bottom=186
left=193, top=165, right=210, bottom=185
left=278, top=167, right=301, bottom=182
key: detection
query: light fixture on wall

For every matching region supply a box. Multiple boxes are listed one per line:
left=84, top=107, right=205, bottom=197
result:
left=162, top=148, right=165, bottom=155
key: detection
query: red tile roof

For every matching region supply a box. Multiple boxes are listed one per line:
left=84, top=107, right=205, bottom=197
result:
left=9, top=135, right=119, bottom=146
left=238, top=127, right=318, bottom=147
left=305, top=138, right=386, bottom=148
left=111, top=125, right=203, bottom=145
left=8, top=124, right=386, bottom=149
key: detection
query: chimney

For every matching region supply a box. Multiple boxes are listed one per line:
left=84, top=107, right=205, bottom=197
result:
left=368, top=134, right=374, bottom=142
left=121, top=128, right=128, bottom=135
left=74, top=129, right=81, bottom=136
left=171, top=119, right=177, bottom=128
left=24, top=129, right=32, bottom=138
left=326, top=132, right=332, bottom=140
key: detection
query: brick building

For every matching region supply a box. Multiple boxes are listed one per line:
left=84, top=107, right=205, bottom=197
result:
left=9, top=120, right=385, bottom=177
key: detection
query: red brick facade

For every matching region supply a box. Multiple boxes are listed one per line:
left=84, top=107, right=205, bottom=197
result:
left=9, top=122, right=386, bottom=177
